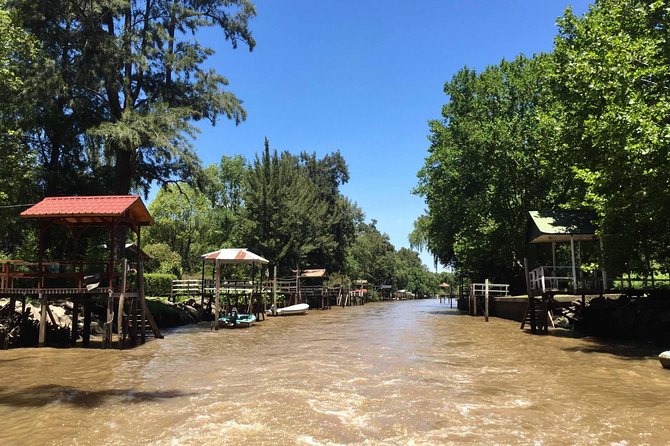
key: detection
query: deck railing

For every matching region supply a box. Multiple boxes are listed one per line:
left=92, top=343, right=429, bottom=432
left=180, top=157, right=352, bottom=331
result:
left=0, top=259, right=131, bottom=292
left=528, top=265, right=605, bottom=294
left=469, top=282, right=510, bottom=297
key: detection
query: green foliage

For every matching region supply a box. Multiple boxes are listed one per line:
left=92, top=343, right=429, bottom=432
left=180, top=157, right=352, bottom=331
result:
left=0, top=5, right=40, bottom=253
left=416, top=0, right=670, bottom=286
left=392, top=248, right=435, bottom=296
left=240, top=138, right=351, bottom=274
left=345, top=220, right=396, bottom=285
left=143, top=243, right=183, bottom=277
left=416, top=55, right=557, bottom=288
left=145, top=184, right=220, bottom=272
left=552, top=0, right=670, bottom=274
left=6, top=0, right=256, bottom=196
left=144, top=273, right=177, bottom=297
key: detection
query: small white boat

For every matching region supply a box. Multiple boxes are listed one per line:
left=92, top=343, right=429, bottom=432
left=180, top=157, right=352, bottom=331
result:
left=275, top=303, right=309, bottom=316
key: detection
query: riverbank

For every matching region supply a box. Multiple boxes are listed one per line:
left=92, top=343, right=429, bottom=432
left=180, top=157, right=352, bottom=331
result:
left=0, top=297, right=200, bottom=348
left=488, top=293, right=670, bottom=346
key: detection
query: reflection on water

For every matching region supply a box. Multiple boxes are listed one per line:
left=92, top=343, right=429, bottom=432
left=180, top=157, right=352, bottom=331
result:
left=1, top=300, right=670, bottom=445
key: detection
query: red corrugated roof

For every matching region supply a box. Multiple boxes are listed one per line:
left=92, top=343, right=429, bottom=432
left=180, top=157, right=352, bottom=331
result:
left=21, top=195, right=152, bottom=225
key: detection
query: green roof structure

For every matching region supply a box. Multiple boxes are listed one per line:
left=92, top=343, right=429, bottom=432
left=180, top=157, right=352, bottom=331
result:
left=526, top=210, right=598, bottom=244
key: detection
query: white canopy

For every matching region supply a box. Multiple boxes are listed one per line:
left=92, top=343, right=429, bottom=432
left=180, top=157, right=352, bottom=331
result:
left=200, top=248, right=269, bottom=265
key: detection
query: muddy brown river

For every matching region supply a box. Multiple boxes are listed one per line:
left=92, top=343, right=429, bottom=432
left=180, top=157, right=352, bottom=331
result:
left=1, top=299, right=670, bottom=445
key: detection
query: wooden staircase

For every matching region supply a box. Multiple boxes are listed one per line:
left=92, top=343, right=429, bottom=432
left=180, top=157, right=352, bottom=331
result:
left=117, top=297, right=163, bottom=348
left=520, top=295, right=554, bottom=334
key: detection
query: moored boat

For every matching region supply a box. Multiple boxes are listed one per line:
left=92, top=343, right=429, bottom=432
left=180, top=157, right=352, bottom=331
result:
left=218, top=308, right=256, bottom=328
left=275, top=303, right=309, bottom=316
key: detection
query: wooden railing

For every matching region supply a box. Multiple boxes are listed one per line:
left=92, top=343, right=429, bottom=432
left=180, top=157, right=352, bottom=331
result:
left=528, top=265, right=605, bottom=294
left=0, top=260, right=126, bottom=291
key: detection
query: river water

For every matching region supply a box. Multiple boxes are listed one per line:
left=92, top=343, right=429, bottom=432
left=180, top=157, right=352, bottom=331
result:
left=1, top=299, right=669, bottom=445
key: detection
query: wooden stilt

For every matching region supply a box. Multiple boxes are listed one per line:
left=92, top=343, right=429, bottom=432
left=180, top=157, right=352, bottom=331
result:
left=38, top=292, right=47, bottom=346
left=138, top=259, right=146, bottom=345
left=214, top=260, right=220, bottom=330
left=71, top=300, right=79, bottom=346
left=484, top=279, right=490, bottom=322
left=118, top=259, right=127, bottom=349
left=130, top=295, right=138, bottom=344
left=83, top=301, right=91, bottom=346
left=103, top=289, right=114, bottom=349
left=199, top=260, right=205, bottom=320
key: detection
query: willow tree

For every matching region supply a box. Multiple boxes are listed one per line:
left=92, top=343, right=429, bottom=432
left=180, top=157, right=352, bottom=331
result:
left=9, top=0, right=256, bottom=196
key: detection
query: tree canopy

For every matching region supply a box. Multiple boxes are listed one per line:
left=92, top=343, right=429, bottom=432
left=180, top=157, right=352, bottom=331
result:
left=416, top=0, right=670, bottom=287
left=6, top=0, right=255, bottom=197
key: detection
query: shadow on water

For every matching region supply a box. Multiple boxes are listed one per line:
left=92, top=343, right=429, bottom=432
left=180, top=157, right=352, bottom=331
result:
left=0, top=357, right=40, bottom=363
left=0, top=384, right=196, bottom=408
left=422, top=309, right=462, bottom=316
left=561, top=341, right=660, bottom=360
left=523, top=325, right=659, bottom=360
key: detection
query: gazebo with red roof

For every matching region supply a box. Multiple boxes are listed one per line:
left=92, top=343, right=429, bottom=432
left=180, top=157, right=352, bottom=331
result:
left=0, top=195, right=161, bottom=348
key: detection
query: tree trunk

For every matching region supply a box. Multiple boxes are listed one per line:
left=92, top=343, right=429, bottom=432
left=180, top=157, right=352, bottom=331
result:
left=114, top=146, right=132, bottom=195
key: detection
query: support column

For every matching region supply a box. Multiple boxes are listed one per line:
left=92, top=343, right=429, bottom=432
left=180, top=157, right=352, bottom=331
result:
left=600, top=238, right=607, bottom=291
left=214, top=260, right=220, bottom=330
left=138, top=251, right=146, bottom=345
left=83, top=301, right=91, bottom=346
left=272, top=265, right=277, bottom=316
left=118, top=259, right=127, bottom=349
left=199, top=259, right=205, bottom=320
left=38, top=292, right=46, bottom=346
left=484, top=279, right=489, bottom=322
left=103, top=288, right=113, bottom=349
left=71, top=300, right=79, bottom=346
left=570, top=236, right=578, bottom=293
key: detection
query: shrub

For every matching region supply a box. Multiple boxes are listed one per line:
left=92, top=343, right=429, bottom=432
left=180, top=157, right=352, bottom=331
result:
left=143, top=243, right=183, bottom=277
left=144, top=273, right=176, bottom=297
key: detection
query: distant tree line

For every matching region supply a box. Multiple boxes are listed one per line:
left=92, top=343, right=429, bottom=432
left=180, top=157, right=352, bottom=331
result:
left=414, top=0, right=670, bottom=290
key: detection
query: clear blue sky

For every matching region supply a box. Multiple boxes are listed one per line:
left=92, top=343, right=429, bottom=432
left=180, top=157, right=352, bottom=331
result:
left=187, top=0, right=592, bottom=270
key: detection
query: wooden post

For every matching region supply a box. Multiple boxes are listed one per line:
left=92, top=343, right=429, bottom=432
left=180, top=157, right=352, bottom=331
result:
left=272, top=265, right=277, bottom=316
left=38, top=292, right=47, bottom=346
left=103, top=288, right=114, bottom=349
left=295, top=266, right=300, bottom=305
left=137, top=228, right=146, bottom=344
left=118, top=259, right=127, bottom=349
left=83, top=301, right=91, bottom=346
left=214, top=259, right=220, bottom=330
left=199, top=260, right=205, bottom=320
left=70, top=299, right=79, bottom=346
left=484, top=279, right=489, bottom=322
left=600, top=238, right=607, bottom=291
left=570, top=236, right=578, bottom=293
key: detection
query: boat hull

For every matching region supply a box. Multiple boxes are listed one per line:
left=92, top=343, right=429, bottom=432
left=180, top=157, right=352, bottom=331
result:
left=276, top=303, right=309, bottom=316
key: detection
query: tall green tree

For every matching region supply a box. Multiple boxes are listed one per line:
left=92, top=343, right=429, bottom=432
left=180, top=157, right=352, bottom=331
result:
left=0, top=5, right=40, bottom=253
left=552, top=1, right=670, bottom=273
left=9, top=0, right=256, bottom=196
left=345, top=220, right=396, bottom=285
left=241, top=139, right=329, bottom=273
left=298, top=151, right=359, bottom=272
left=416, top=55, right=559, bottom=288
left=145, top=183, right=217, bottom=272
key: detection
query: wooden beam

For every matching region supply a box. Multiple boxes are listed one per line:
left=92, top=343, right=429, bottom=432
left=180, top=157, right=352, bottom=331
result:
left=71, top=300, right=79, bottom=346
left=38, top=292, right=46, bottom=346
left=214, top=260, right=220, bottom=330
left=570, top=236, right=578, bottom=293
left=118, top=259, right=127, bottom=349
